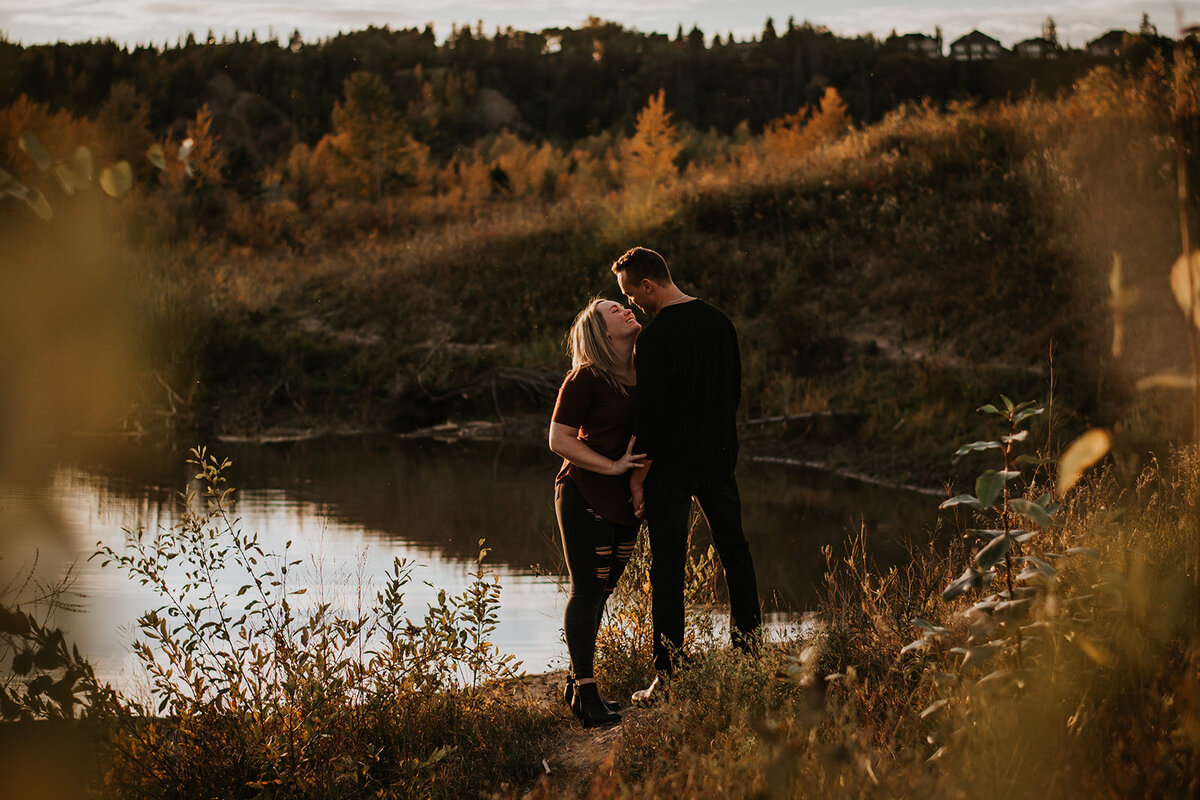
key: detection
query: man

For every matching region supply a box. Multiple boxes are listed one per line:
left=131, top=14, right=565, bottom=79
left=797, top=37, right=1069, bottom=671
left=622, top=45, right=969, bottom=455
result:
left=611, top=246, right=761, bottom=703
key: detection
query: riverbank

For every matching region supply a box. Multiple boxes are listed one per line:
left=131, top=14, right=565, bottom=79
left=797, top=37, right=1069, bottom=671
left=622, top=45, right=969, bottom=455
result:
left=4, top=425, right=1198, bottom=799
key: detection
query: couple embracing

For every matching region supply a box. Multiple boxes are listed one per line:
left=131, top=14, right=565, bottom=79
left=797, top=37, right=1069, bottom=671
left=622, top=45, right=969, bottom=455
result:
left=549, top=246, right=762, bottom=728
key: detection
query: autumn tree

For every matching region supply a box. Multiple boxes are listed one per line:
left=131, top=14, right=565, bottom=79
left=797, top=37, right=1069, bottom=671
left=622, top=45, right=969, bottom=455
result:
left=0, top=96, right=91, bottom=185
left=761, top=86, right=850, bottom=160
left=329, top=71, right=419, bottom=202
left=624, top=89, right=682, bottom=184
left=186, top=104, right=226, bottom=186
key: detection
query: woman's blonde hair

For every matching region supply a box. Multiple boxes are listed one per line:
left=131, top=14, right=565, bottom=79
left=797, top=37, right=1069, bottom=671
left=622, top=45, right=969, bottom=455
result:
left=566, top=297, right=630, bottom=395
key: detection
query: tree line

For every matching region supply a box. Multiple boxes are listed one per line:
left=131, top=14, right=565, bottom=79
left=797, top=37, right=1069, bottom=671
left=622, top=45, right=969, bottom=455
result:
left=0, top=17, right=1176, bottom=179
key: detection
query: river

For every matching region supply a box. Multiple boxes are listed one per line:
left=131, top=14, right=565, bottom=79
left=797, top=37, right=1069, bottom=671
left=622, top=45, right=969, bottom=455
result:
left=0, top=435, right=938, bottom=690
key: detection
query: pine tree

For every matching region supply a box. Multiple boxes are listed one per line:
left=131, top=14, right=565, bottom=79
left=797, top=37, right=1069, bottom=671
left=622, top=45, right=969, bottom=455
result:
left=624, top=89, right=682, bottom=184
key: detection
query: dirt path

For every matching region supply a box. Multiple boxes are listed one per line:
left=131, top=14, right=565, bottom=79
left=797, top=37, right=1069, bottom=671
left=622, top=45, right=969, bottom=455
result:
left=508, top=670, right=652, bottom=797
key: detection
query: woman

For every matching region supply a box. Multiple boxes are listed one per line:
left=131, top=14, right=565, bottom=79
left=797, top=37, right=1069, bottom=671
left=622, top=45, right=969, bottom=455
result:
left=549, top=297, right=646, bottom=728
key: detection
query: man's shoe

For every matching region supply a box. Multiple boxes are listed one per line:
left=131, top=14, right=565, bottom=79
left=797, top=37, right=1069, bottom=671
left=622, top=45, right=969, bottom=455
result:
left=564, top=674, right=623, bottom=713
left=631, top=674, right=670, bottom=706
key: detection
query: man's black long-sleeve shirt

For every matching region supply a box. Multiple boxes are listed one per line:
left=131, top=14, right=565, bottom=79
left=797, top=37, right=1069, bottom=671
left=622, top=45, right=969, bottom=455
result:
left=633, top=298, right=741, bottom=476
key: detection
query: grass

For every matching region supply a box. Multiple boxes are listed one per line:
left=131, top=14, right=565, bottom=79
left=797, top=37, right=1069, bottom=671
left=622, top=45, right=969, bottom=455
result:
left=507, top=446, right=1200, bottom=799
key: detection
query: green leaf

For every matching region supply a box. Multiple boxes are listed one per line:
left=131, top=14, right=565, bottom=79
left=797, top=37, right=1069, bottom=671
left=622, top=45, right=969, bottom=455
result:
left=943, top=567, right=983, bottom=602
left=72, top=146, right=93, bottom=181
left=975, top=470, right=1007, bottom=509
left=19, top=131, right=52, bottom=171
left=53, top=162, right=79, bottom=195
left=12, top=650, right=34, bottom=675
left=1066, top=547, right=1101, bottom=560
left=912, top=618, right=949, bottom=636
left=977, top=403, right=1002, bottom=415
left=1001, top=430, right=1029, bottom=444
left=100, top=161, right=133, bottom=197
left=146, top=143, right=167, bottom=170
left=34, top=642, right=65, bottom=670
left=993, top=598, right=1031, bottom=622
left=968, top=529, right=1006, bottom=540
left=974, top=668, right=1012, bottom=688
left=1009, top=498, right=1052, bottom=527
left=0, top=607, right=31, bottom=636
left=955, top=440, right=1003, bottom=456
left=920, top=699, right=949, bottom=719
left=1001, top=395, right=1014, bottom=413
left=940, top=494, right=983, bottom=510
left=23, top=187, right=52, bottom=221
left=1056, top=429, right=1111, bottom=499
left=975, top=533, right=1010, bottom=570
left=1013, top=406, right=1044, bottom=425
left=961, top=641, right=1003, bottom=669
left=26, top=675, right=53, bottom=696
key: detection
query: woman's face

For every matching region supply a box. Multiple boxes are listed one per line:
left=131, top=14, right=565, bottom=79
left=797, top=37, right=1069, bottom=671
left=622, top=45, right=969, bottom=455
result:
left=600, top=300, right=641, bottom=340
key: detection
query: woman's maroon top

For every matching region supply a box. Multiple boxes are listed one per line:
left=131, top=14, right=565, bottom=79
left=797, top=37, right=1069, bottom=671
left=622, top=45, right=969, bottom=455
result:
left=552, top=366, right=639, bottom=528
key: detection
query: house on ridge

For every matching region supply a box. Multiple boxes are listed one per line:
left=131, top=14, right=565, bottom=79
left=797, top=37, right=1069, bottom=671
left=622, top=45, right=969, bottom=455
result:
left=949, top=29, right=1005, bottom=60
left=885, top=29, right=943, bottom=57
left=1014, top=36, right=1061, bottom=58
left=1087, top=29, right=1128, bottom=57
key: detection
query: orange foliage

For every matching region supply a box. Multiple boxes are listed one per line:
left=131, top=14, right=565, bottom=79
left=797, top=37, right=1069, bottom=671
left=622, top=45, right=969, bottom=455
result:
left=329, top=71, right=419, bottom=201
left=0, top=96, right=95, bottom=185
left=186, top=104, right=226, bottom=187
left=624, top=89, right=682, bottom=184
left=762, top=87, right=851, bottom=160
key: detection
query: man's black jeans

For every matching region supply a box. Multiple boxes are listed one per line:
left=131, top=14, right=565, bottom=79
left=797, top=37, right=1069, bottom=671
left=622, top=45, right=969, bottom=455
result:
left=643, top=466, right=762, bottom=673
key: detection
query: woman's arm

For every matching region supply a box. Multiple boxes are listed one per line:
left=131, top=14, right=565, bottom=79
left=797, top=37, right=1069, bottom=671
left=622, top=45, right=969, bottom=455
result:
left=550, top=423, right=646, bottom=476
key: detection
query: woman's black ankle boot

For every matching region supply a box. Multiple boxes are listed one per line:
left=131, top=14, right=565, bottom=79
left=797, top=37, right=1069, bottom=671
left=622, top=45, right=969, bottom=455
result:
left=571, top=681, right=621, bottom=728
left=564, top=675, right=623, bottom=713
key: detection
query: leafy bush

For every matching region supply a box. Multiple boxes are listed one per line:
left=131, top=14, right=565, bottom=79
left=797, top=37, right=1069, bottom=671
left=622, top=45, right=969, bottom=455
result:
left=91, top=446, right=553, bottom=799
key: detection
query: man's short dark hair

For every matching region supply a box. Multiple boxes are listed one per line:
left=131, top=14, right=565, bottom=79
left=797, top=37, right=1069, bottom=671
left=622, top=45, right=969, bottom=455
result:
left=611, top=246, right=672, bottom=285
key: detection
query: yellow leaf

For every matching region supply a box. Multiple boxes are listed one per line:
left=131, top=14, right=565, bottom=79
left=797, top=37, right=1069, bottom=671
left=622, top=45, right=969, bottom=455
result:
left=1136, top=373, right=1196, bottom=391
left=100, top=161, right=133, bottom=197
left=1056, top=429, right=1112, bottom=499
left=1074, top=635, right=1113, bottom=666
left=1169, top=250, right=1200, bottom=328
left=146, top=143, right=166, bottom=170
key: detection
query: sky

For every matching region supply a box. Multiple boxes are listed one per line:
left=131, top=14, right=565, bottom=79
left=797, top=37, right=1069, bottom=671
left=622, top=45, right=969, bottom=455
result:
left=0, top=0, right=1197, bottom=50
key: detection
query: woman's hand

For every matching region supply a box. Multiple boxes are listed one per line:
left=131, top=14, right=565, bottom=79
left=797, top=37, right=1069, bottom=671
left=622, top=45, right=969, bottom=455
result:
left=608, top=436, right=647, bottom=476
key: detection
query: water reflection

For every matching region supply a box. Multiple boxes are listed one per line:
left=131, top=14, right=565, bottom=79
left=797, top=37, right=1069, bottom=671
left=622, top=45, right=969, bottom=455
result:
left=0, top=436, right=939, bottom=689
